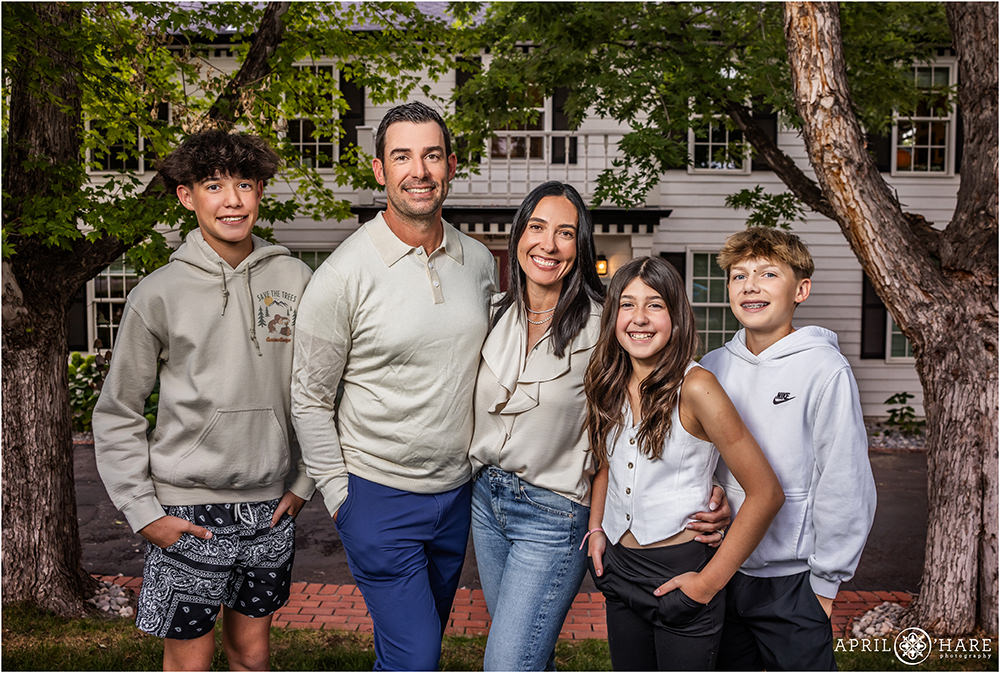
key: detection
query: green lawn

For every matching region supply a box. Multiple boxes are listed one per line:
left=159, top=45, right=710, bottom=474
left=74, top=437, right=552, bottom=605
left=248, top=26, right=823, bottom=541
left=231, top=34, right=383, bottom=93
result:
left=2, top=603, right=995, bottom=671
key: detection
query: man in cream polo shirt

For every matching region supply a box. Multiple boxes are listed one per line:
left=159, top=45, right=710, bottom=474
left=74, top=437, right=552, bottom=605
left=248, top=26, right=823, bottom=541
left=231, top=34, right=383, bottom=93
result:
left=291, top=102, right=497, bottom=671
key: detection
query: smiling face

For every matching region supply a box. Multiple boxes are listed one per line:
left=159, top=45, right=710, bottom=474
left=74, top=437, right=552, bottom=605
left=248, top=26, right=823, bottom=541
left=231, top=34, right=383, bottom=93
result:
left=615, top=277, right=674, bottom=374
left=727, top=256, right=811, bottom=352
left=372, top=120, right=457, bottom=225
left=177, top=173, right=262, bottom=261
left=516, top=195, right=579, bottom=296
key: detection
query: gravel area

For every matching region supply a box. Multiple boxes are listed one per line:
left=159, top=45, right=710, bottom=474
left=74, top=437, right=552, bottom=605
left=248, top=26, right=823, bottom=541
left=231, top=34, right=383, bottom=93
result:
left=851, top=601, right=907, bottom=638
left=88, top=579, right=136, bottom=619
left=865, top=419, right=927, bottom=451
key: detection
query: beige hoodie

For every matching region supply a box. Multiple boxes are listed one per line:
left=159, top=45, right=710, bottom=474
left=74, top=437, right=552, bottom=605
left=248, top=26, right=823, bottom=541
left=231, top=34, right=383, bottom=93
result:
left=94, top=230, right=315, bottom=532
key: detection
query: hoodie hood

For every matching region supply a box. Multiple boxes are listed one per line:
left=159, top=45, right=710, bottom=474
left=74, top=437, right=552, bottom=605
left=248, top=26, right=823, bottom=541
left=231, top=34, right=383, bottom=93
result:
left=724, top=325, right=841, bottom=364
left=170, top=229, right=290, bottom=273
left=170, top=229, right=293, bottom=355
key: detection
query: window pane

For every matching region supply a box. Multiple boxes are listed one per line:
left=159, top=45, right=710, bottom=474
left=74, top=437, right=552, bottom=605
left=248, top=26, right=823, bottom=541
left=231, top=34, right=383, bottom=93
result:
left=930, top=148, right=946, bottom=171
left=694, top=144, right=709, bottom=169
left=930, top=122, right=947, bottom=145
left=692, top=281, right=708, bottom=304
left=695, top=307, right=707, bottom=332
left=707, top=307, right=723, bottom=331
left=896, top=147, right=913, bottom=171
left=897, top=121, right=915, bottom=146
left=91, top=257, right=140, bottom=351
left=529, top=136, right=544, bottom=158
left=693, top=254, right=708, bottom=277
left=708, top=278, right=725, bottom=303
left=889, top=319, right=913, bottom=358
left=915, top=67, right=932, bottom=88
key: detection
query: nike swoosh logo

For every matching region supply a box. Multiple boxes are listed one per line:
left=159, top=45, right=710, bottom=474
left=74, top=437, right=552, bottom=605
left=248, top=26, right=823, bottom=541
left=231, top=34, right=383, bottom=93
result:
left=773, top=394, right=796, bottom=405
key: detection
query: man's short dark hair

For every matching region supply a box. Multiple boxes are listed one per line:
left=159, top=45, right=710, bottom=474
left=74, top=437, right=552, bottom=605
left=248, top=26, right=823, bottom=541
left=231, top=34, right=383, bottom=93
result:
left=157, top=130, right=280, bottom=192
left=374, top=102, right=452, bottom=162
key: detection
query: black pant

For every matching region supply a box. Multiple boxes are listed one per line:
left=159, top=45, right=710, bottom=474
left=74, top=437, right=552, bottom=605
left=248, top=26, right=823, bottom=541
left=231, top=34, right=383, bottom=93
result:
left=717, top=570, right=837, bottom=671
left=589, top=540, right=724, bottom=671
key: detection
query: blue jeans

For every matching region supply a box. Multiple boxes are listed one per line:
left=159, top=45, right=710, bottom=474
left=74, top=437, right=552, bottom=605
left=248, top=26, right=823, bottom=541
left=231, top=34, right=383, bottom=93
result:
left=336, top=473, right=471, bottom=671
left=471, top=466, right=590, bottom=671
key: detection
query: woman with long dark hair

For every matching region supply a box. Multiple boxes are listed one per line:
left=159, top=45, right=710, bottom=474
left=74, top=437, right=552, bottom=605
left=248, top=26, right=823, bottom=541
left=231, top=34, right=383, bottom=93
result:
left=468, top=181, right=603, bottom=670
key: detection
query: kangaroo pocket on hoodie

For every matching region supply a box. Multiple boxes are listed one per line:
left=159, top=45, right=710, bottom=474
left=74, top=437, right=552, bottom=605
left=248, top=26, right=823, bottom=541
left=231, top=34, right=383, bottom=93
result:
left=740, top=488, right=810, bottom=569
left=165, top=408, right=291, bottom=490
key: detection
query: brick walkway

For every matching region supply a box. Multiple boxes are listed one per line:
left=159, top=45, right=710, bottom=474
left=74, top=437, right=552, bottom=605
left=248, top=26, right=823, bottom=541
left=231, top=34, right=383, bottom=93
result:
left=94, top=575, right=911, bottom=641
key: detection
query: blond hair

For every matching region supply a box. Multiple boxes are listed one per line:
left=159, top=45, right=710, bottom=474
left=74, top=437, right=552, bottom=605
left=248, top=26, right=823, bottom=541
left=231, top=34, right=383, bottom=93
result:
left=717, top=227, right=815, bottom=280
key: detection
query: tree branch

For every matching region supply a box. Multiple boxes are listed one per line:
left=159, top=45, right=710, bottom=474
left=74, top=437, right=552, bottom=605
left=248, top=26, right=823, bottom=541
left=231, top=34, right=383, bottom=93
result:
left=723, top=100, right=838, bottom=221
left=204, top=2, right=291, bottom=126
left=940, top=2, right=998, bottom=278
left=784, top=1, right=942, bottom=336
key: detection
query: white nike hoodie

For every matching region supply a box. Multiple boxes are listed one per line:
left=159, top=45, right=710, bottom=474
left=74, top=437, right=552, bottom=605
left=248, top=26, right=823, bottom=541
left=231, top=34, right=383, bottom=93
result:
left=700, top=326, right=876, bottom=598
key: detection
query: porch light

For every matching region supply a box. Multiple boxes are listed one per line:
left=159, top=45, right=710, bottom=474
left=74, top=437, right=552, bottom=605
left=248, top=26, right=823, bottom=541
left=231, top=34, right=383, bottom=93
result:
left=596, top=255, right=608, bottom=277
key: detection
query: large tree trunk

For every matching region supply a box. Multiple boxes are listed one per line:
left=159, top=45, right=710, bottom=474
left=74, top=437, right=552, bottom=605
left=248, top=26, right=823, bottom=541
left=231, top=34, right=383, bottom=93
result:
left=784, top=1, right=998, bottom=636
left=1, top=2, right=96, bottom=615
left=2, top=268, right=95, bottom=614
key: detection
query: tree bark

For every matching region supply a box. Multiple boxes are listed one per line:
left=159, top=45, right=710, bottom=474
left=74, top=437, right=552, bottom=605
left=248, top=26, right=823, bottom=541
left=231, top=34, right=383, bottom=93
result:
left=784, top=1, right=997, bottom=635
left=2, top=269, right=95, bottom=613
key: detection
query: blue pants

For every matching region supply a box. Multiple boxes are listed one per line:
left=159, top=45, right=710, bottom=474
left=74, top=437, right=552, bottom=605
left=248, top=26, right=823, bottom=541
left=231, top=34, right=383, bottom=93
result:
left=335, top=473, right=472, bottom=671
left=471, top=466, right=590, bottom=671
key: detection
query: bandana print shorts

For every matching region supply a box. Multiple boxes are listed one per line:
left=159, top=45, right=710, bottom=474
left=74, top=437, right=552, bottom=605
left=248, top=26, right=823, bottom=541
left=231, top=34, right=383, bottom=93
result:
left=135, top=499, right=295, bottom=639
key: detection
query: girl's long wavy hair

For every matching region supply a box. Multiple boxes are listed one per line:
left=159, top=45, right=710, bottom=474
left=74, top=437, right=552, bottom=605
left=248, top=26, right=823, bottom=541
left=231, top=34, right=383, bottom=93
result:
left=584, top=256, right=699, bottom=467
left=492, top=181, right=605, bottom=357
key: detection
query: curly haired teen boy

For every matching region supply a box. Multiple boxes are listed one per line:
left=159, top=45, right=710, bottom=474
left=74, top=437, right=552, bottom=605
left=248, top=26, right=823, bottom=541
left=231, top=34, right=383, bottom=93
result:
left=94, top=130, right=314, bottom=671
left=700, top=227, right=876, bottom=671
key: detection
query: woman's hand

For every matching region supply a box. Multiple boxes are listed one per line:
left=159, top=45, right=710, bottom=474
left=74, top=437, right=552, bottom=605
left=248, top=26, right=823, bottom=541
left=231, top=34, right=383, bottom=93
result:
left=653, top=570, right=717, bottom=605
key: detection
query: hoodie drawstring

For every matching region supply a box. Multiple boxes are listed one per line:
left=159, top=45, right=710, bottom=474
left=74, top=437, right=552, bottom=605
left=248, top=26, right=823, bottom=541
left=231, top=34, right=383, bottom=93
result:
left=219, top=263, right=230, bottom=316
left=246, top=265, right=262, bottom=357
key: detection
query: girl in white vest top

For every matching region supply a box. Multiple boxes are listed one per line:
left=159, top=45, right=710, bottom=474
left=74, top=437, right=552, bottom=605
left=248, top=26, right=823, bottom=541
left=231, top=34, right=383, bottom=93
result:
left=583, top=256, right=784, bottom=670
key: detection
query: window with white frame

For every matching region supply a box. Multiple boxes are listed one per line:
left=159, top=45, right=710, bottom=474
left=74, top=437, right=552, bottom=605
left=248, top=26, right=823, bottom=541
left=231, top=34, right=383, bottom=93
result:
left=491, top=86, right=546, bottom=160
left=286, top=65, right=365, bottom=169
left=888, top=318, right=914, bottom=359
left=288, top=64, right=338, bottom=169
left=688, top=117, right=750, bottom=174
left=89, top=256, right=141, bottom=350
left=689, top=251, right=740, bottom=353
left=893, top=63, right=955, bottom=175
left=88, top=102, right=170, bottom=174
left=860, top=274, right=914, bottom=361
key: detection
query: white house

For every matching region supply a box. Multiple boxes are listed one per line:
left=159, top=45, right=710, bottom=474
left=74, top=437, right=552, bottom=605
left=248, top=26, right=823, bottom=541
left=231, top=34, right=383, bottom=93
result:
left=70, top=30, right=961, bottom=418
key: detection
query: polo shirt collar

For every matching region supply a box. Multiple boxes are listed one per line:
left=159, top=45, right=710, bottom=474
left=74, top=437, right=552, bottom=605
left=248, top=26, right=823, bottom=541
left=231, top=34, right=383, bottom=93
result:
left=365, top=211, right=465, bottom=267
